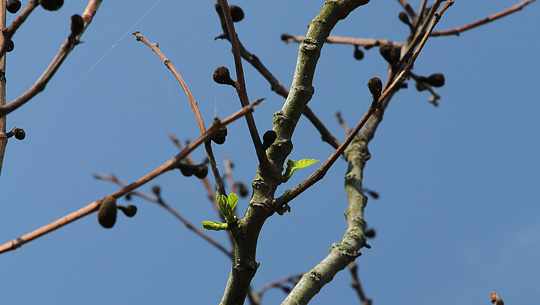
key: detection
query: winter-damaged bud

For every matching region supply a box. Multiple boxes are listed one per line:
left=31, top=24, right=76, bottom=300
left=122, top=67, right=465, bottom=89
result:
left=13, top=128, right=25, bottom=140
left=7, top=0, right=21, bottom=14
left=379, top=44, right=401, bottom=66
left=193, top=164, right=209, bottom=179
left=415, top=81, right=427, bottom=92
left=98, top=196, right=117, bottom=229
left=212, top=126, right=228, bottom=145
left=40, top=0, right=63, bottom=11
left=70, top=14, right=84, bottom=37
left=425, top=73, right=445, bottom=87
left=229, top=5, right=244, bottom=22
left=178, top=162, right=194, bottom=177
left=365, top=228, right=376, bottom=238
left=6, top=40, right=14, bottom=53
left=213, top=66, right=236, bottom=87
left=398, top=12, right=412, bottom=27
left=367, top=77, right=383, bottom=99
left=353, top=46, right=364, bottom=60
left=118, top=205, right=137, bottom=218
left=151, top=185, right=161, bottom=197
left=262, top=130, right=277, bottom=150
left=235, top=182, right=249, bottom=198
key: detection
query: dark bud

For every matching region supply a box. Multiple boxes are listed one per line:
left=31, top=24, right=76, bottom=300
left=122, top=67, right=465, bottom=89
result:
left=6, top=40, right=14, bottom=53
left=13, top=128, right=25, bottom=140
left=151, top=185, right=161, bottom=197
left=235, top=182, right=249, bottom=198
left=39, top=0, right=63, bottom=11
left=379, top=44, right=401, bottom=66
left=281, top=33, right=293, bottom=42
left=98, top=196, right=117, bottom=229
left=178, top=162, right=194, bottom=177
left=365, top=228, right=376, bottom=238
left=353, top=46, right=364, bottom=61
left=70, top=14, right=84, bottom=37
left=193, top=164, right=209, bottom=179
left=7, top=0, right=21, bottom=14
left=262, top=130, right=277, bottom=150
left=125, top=193, right=132, bottom=201
left=213, top=66, right=236, bottom=87
left=212, top=126, right=228, bottom=145
left=229, top=5, right=244, bottom=22
left=367, top=77, right=383, bottom=98
left=280, top=286, right=291, bottom=294
left=118, top=205, right=137, bottom=218
left=425, top=73, right=445, bottom=87
left=398, top=12, right=412, bottom=27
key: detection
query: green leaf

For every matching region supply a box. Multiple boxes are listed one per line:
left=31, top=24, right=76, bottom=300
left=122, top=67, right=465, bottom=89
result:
left=282, top=189, right=291, bottom=200
left=202, top=221, right=228, bottom=231
left=228, top=193, right=238, bottom=211
left=282, top=158, right=319, bottom=182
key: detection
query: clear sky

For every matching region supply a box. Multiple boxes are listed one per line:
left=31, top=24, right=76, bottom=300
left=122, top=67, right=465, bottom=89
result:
left=1, top=1, right=539, bottom=304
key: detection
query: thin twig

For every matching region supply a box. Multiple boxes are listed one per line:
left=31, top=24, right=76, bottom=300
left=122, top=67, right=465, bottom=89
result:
left=222, top=157, right=236, bottom=194
left=93, top=173, right=232, bottom=258
left=281, top=33, right=403, bottom=48
left=0, top=99, right=262, bottom=254
left=336, top=111, right=352, bottom=135
left=216, top=0, right=270, bottom=172
left=132, top=31, right=228, bottom=197
left=409, top=72, right=441, bottom=106
left=348, top=262, right=372, bottom=305
left=0, top=0, right=39, bottom=57
left=0, top=0, right=103, bottom=118
left=257, top=273, right=303, bottom=298
left=431, top=0, right=536, bottom=37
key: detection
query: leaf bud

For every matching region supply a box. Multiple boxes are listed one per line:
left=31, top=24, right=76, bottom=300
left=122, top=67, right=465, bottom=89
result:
left=98, top=196, right=117, bottom=229
left=7, top=0, right=21, bottom=14
left=229, top=5, right=244, bottom=22
left=6, top=40, right=14, bottom=53
left=365, top=228, right=376, bottom=238
left=262, top=130, right=277, bottom=150
left=193, top=164, right=209, bottom=179
left=213, top=66, right=236, bottom=87
left=39, top=0, right=63, bottom=11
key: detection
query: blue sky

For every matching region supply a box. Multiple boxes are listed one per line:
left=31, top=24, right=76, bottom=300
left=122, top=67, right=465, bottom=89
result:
left=1, top=1, right=539, bottom=304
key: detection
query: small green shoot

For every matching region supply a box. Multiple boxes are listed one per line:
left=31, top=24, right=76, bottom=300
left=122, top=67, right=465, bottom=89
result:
left=202, top=221, right=228, bottom=231
left=276, top=203, right=291, bottom=216
left=282, top=158, right=319, bottom=182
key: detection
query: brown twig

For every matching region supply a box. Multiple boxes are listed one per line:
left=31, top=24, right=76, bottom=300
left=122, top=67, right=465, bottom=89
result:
left=93, top=173, right=232, bottom=258
left=132, top=31, right=228, bottom=197
left=431, top=0, right=536, bottom=37
left=222, top=157, right=236, bottom=194
left=281, top=33, right=403, bottom=49
left=216, top=0, right=269, bottom=172
left=348, top=262, right=372, bottom=305
left=336, top=111, right=352, bottom=135
left=0, top=0, right=103, bottom=118
left=0, top=99, right=262, bottom=254
left=0, top=0, right=39, bottom=57
left=257, top=273, right=303, bottom=298
left=274, top=0, right=453, bottom=209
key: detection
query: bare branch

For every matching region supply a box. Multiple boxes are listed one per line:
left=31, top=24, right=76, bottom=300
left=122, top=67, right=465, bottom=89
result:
left=431, top=0, right=536, bottom=37
left=281, top=33, right=403, bottom=48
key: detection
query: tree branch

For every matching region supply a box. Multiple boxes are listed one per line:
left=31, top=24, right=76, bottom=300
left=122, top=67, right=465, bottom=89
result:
left=0, top=100, right=262, bottom=254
